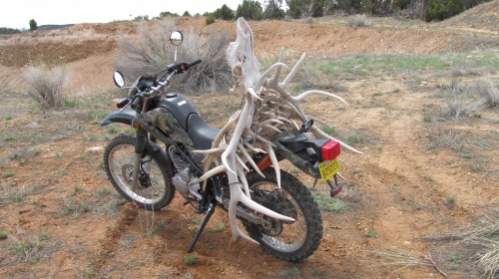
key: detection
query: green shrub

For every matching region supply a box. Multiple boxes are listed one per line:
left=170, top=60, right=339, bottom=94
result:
left=236, top=0, right=263, bottom=20
left=206, top=14, right=216, bottom=25
left=287, top=0, right=305, bottom=18
left=425, top=0, right=464, bottom=21
left=29, top=19, right=37, bottom=31
left=311, top=0, right=326, bottom=17
left=214, top=4, right=235, bottom=20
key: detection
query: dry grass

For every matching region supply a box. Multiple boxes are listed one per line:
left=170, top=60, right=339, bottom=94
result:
left=0, top=67, right=12, bottom=95
left=424, top=207, right=499, bottom=278
left=445, top=79, right=498, bottom=120
left=373, top=249, right=448, bottom=277
left=116, top=19, right=232, bottom=94
left=24, top=65, right=67, bottom=111
left=347, top=15, right=373, bottom=28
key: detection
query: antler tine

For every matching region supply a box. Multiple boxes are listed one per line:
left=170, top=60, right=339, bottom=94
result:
left=192, top=146, right=226, bottom=155
left=259, top=62, right=288, bottom=86
left=312, top=126, right=363, bottom=154
left=236, top=154, right=250, bottom=172
left=280, top=53, right=306, bottom=88
left=244, top=142, right=266, bottom=154
left=237, top=165, right=251, bottom=197
left=199, top=165, right=227, bottom=182
left=247, top=87, right=262, bottom=101
left=239, top=144, right=265, bottom=177
left=293, top=90, right=348, bottom=104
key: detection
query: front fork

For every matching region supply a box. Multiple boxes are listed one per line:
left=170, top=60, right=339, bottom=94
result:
left=132, top=128, right=148, bottom=188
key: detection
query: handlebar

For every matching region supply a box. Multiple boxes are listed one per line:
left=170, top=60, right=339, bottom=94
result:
left=118, top=59, right=202, bottom=110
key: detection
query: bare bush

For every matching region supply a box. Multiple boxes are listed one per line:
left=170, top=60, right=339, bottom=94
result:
left=116, top=19, right=232, bottom=94
left=446, top=80, right=498, bottom=120
left=374, top=249, right=448, bottom=278
left=0, top=67, right=16, bottom=95
left=425, top=208, right=499, bottom=278
left=347, top=15, right=373, bottom=28
left=24, top=66, right=66, bottom=111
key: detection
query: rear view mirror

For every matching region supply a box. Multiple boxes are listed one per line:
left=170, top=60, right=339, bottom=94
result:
left=170, top=31, right=183, bottom=46
left=113, top=71, right=125, bottom=88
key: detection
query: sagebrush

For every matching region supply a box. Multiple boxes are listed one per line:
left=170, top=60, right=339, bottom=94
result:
left=24, top=66, right=66, bottom=110
left=116, top=19, right=232, bottom=94
left=445, top=80, right=498, bottom=120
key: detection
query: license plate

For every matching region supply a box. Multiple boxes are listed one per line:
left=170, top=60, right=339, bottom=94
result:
left=319, top=160, right=340, bottom=181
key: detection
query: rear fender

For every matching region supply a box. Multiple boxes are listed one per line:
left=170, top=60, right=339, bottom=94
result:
left=101, top=109, right=137, bottom=127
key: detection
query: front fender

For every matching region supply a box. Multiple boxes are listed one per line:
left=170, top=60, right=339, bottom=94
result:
left=101, top=109, right=137, bottom=127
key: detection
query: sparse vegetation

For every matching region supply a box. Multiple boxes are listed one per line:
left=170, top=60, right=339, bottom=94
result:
left=443, top=196, right=456, bottom=209
left=183, top=253, right=198, bottom=266
left=9, top=233, right=60, bottom=263
left=374, top=249, right=448, bottom=278
left=8, top=148, right=41, bottom=164
left=313, top=190, right=349, bottom=212
left=0, top=229, right=8, bottom=240
left=366, top=230, right=378, bottom=238
left=347, top=14, right=373, bottom=27
left=425, top=208, right=499, bottom=278
left=62, top=198, right=91, bottom=217
left=444, top=80, right=498, bottom=120
left=24, top=66, right=67, bottom=111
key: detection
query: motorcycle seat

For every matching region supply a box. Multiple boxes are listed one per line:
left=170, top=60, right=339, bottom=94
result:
left=187, top=113, right=219, bottom=150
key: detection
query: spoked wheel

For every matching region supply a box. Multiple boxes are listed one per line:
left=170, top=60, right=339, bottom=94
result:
left=103, top=134, right=174, bottom=211
left=244, top=169, right=323, bottom=262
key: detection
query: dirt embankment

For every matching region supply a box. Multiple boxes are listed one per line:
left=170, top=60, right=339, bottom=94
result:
left=0, top=12, right=497, bottom=68
left=440, top=0, right=499, bottom=32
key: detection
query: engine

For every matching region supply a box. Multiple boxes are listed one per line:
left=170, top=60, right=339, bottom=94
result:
left=168, top=146, right=202, bottom=202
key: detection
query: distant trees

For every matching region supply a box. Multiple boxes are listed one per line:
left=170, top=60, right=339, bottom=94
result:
left=29, top=19, right=37, bottom=31
left=287, top=0, right=305, bottom=18
left=214, top=4, right=235, bottom=20
left=263, top=0, right=285, bottom=19
left=159, top=11, right=179, bottom=17
left=425, top=0, right=464, bottom=21
left=182, top=11, right=191, bottom=17
left=134, top=15, right=149, bottom=21
left=0, top=27, right=21, bottom=35
left=236, top=0, right=264, bottom=20
left=201, top=0, right=489, bottom=23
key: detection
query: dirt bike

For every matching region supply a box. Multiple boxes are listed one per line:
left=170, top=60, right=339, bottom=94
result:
left=102, top=21, right=350, bottom=262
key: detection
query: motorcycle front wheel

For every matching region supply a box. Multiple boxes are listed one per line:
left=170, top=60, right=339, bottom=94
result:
left=103, top=134, right=175, bottom=211
left=244, top=169, right=323, bottom=262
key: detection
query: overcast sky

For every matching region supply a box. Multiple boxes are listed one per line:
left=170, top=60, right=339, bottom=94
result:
left=0, top=0, right=245, bottom=29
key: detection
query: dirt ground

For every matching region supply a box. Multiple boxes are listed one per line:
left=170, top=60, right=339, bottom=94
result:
left=0, top=4, right=498, bottom=279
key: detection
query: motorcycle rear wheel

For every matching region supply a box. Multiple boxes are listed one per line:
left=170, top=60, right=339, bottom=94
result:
left=244, top=169, right=323, bottom=262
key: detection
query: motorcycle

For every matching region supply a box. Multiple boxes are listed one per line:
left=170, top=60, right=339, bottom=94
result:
left=101, top=18, right=359, bottom=262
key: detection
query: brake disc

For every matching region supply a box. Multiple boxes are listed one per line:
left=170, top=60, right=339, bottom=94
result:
left=252, top=189, right=298, bottom=236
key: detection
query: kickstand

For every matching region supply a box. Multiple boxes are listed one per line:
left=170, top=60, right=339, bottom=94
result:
left=187, top=203, right=215, bottom=253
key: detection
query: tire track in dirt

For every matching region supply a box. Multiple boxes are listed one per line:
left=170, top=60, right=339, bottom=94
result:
left=90, top=203, right=138, bottom=276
